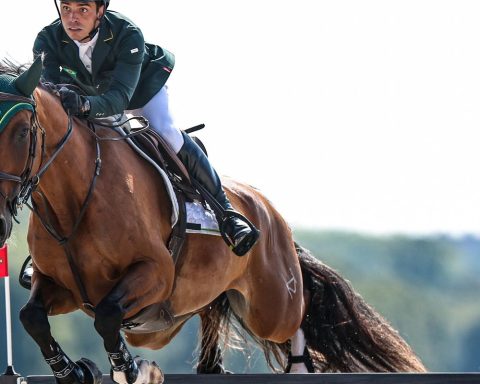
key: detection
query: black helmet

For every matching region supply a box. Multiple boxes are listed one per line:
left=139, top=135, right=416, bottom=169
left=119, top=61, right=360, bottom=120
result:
left=55, top=0, right=109, bottom=10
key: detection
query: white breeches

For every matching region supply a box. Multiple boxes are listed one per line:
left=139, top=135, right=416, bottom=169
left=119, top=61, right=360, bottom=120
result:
left=127, top=86, right=184, bottom=153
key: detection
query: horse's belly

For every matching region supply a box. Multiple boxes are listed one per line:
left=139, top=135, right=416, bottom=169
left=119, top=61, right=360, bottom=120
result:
left=121, top=300, right=194, bottom=334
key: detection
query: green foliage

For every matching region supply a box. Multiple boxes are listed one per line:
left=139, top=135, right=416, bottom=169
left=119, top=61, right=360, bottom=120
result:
left=0, top=216, right=479, bottom=374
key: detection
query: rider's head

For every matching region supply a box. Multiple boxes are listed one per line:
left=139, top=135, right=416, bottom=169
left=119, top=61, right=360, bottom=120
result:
left=55, top=1, right=109, bottom=42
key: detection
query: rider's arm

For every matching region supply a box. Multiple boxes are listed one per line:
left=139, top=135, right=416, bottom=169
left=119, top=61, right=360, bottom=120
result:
left=85, top=32, right=145, bottom=118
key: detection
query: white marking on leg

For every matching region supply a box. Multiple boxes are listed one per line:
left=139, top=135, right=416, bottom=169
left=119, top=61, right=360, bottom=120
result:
left=112, top=359, right=164, bottom=384
left=135, top=359, right=164, bottom=384
left=112, top=371, right=128, bottom=384
left=289, top=328, right=309, bottom=373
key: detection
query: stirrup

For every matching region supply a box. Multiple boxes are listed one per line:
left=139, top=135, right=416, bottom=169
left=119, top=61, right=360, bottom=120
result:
left=19, top=255, right=33, bottom=290
left=220, top=210, right=260, bottom=256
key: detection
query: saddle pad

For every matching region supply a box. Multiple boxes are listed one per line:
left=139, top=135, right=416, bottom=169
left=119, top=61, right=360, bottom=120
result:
left=185, top=201, right=221, bottom=236
left=119, top=126, right=220, bottom=237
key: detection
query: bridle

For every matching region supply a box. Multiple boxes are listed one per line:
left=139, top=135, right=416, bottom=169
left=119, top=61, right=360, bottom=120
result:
left=0, top=86, right=149, bottom=311
left=0, top=91, right=48, bottom=219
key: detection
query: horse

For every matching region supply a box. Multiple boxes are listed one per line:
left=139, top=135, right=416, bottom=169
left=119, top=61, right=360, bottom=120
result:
left=0, top=58, right=426, bottom=383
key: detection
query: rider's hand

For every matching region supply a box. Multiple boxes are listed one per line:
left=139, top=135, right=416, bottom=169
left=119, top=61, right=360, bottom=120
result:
left=59, top=87, right=90, bottom=117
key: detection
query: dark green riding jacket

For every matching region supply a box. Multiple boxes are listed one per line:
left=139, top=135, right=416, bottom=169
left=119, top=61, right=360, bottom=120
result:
left=33, top=10, right=175, bottom=118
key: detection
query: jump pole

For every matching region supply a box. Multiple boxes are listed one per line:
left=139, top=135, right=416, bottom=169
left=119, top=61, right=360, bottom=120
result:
left=1, top=244, right=18, bottom=377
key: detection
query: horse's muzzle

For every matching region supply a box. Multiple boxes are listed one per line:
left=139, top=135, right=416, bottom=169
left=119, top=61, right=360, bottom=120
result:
left=0, top=213, right=12, bottom=247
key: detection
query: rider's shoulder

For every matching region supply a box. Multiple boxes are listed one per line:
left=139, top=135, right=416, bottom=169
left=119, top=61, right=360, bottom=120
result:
left=104, top=10, right=142, bottom=34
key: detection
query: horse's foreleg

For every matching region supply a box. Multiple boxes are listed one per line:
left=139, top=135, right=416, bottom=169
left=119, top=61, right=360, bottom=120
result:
left=19, top=273, right=101, bottom=384
left=94, top=260, right=172, bottom=384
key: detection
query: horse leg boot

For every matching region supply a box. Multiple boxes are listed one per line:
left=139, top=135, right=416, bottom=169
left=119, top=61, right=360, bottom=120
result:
left=285, top=328, right=315, bottom=373
left=20, top=278, right=102, bottom=384
left=177, top=132, right=259, bottom=256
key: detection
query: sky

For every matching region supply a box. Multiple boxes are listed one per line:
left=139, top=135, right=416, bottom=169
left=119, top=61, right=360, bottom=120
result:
left=1, top=1, right=479, bottom=236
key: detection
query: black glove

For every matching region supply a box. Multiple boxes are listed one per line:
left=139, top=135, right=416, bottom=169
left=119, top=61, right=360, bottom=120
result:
left=59, top=87, right=90, bottom=117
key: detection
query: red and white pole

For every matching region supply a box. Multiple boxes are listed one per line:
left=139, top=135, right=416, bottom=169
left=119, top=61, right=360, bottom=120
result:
left=0, top=244, right=16, bottom=375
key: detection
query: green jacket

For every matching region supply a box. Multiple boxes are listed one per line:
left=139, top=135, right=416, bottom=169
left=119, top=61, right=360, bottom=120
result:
left=33, top=11, right=175, bottom=118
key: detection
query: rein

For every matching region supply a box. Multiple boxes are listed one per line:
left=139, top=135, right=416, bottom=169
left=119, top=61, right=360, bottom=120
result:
left=27, top=114, right=150, bottom=312
left=27, top=115, right=101, bottom=312
left=0, top=86, right=150, bottom=311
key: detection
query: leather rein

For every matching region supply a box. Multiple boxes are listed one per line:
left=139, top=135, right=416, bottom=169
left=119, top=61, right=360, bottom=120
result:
left=0, top=89, right=149, bottom=312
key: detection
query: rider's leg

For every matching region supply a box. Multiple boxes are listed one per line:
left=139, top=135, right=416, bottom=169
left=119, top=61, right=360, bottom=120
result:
left=128, top=87, right=259, bottom=256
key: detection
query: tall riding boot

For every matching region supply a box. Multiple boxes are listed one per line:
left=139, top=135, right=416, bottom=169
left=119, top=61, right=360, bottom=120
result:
left=177, top=132, right=259, bottom=256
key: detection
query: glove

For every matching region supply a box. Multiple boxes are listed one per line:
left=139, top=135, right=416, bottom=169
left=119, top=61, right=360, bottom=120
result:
left=59, top=87, right=90, bottom=117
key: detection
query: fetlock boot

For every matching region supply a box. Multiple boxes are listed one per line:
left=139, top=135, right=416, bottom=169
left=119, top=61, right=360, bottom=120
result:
left=177, top=132, right=259, bottom=256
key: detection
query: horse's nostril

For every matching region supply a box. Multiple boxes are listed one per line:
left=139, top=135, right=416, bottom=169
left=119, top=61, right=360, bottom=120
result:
left=0, top=216, right=8, bottom=241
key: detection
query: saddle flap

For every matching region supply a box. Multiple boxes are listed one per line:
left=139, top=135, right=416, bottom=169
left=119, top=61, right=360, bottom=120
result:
left=130, top=129, right=200, bottom=200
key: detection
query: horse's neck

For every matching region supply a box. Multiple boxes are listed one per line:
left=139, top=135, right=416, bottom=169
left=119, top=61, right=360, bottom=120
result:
left=34, top=88, right=97, bottom=224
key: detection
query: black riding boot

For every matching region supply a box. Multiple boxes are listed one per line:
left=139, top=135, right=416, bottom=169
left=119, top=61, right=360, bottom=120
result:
left=177, top=132, right=259, bottom=256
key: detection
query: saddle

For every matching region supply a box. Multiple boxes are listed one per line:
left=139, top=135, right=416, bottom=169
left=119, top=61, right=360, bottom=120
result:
left=127, top=124, right=211, bottom=262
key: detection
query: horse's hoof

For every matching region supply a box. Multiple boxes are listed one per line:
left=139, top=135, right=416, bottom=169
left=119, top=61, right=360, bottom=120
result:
left=136, top=358, right=164, bottom=384
left=76, top=358, right=103, bottom=384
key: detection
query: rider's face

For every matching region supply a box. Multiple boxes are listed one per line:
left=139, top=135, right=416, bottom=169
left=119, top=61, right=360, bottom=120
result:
left=60, top=2, right=104, bottom=42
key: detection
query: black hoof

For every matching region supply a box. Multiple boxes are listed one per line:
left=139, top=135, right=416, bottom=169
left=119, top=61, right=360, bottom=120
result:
left=76, top=358, right=102, bottom=384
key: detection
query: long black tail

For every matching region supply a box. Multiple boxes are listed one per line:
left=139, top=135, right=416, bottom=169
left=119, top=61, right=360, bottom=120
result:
left=296, top=243, right=426, bottom=372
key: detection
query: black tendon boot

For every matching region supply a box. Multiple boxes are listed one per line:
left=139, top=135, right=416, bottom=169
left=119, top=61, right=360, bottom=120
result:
left=177, top=132, right=259, bottom=256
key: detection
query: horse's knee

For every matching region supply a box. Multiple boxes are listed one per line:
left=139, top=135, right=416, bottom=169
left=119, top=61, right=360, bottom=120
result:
left=94, top=298, right=124, bottom=337
left=19, top=301, right=50, bottom=338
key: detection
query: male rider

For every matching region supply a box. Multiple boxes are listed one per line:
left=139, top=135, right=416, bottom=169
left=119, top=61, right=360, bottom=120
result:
left=33, top=0, right=259, bottom=256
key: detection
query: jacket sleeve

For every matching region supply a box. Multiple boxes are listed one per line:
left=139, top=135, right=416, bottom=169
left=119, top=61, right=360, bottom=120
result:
left=33, top=30, right=62, bottom=84
left=86, top=32, right=145, bottom=118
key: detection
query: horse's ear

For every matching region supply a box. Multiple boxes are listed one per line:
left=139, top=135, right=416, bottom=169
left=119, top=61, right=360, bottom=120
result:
left=14, top=55, right=43, bottom=97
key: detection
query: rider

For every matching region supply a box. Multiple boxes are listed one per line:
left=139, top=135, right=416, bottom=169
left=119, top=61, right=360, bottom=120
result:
left=33, top=0, right=259, bottom=256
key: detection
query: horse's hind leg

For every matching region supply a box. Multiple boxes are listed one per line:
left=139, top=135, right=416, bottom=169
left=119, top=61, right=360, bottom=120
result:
left=93, top=259, right=173, bottom=384
left=285, top=328, right=315, bottom=373
left=19, top=273, right=102, bottom=384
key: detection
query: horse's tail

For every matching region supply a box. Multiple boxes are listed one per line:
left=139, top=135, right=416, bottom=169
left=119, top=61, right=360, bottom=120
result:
left=296, top=242, right=427, bottom=372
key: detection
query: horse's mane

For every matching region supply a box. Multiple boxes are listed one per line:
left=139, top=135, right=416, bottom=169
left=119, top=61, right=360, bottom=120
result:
left=0, top=58, right=29, bottom=76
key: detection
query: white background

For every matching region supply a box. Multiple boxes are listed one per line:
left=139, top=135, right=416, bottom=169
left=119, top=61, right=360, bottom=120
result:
left=2, top=1, right=479, bottom=235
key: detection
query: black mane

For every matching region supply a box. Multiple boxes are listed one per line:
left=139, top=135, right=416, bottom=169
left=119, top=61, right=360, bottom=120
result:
left=0, top=58, right=29, bottom=76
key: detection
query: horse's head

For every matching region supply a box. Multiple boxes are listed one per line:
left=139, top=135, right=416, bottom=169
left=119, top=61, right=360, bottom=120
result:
left=0, top=57, right=42, bottom=246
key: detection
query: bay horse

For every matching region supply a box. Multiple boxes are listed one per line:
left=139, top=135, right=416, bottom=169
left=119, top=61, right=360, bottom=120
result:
left=0, top=58, right=426, bottom=383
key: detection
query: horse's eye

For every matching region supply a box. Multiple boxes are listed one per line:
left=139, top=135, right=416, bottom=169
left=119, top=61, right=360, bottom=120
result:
left=19, top=126, right=30, bottom=139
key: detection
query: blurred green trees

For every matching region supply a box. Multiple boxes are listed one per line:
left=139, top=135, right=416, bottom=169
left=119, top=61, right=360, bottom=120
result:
left=1, top=214, right=479, bottom=374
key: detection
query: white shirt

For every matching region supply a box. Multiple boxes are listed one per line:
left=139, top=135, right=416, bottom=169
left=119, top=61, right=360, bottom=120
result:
left=74, top=31, right=99, bottom=74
